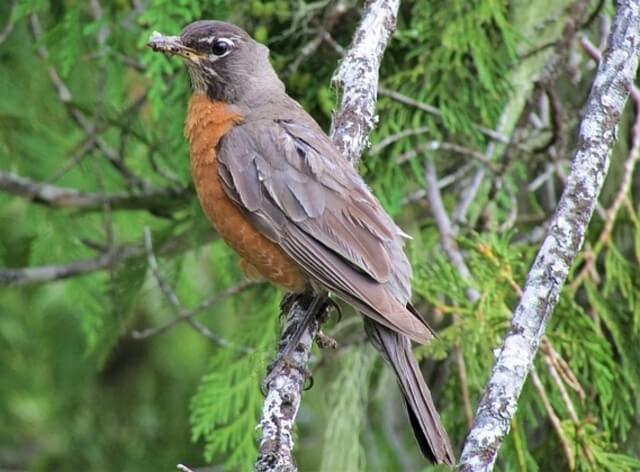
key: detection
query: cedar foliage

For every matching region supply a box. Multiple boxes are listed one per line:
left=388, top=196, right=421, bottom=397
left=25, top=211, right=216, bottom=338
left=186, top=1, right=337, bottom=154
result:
left=1, top=0, right=639, bottom=470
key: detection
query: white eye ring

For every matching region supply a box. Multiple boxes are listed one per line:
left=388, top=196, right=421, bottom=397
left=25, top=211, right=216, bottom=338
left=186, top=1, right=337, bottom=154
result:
left=210, top=38, right=234, bottom=57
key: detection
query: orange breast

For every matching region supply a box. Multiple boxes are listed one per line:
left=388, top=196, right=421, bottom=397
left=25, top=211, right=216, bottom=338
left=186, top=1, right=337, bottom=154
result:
left=184, top=95, right=307, bottom=293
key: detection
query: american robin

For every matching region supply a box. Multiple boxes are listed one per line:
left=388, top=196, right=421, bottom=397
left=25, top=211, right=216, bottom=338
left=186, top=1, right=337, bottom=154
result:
left=148, top=20, right=455, bottom=465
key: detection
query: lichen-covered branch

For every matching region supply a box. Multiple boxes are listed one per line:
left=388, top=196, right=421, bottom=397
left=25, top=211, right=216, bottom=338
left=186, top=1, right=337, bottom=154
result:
left=255, top=0, right=400, bottom=470
left=329, top=0, right=400, bottom=165
left=255, top=296, right=322, bottom=472
left=459, top=2, right=640, bottom=470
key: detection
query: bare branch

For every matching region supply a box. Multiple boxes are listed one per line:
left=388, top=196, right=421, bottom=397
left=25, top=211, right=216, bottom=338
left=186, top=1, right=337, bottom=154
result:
left=0, top=231, right=216, bottom=287
left=459, top=3, right=640, bottom=469
left=132, top=279, right=256, bottom=344
left=0, top=170, right=190, bottom=215
left=424, top=133, right=588, bottom=469
left=425, top=161, right=480, bottom=431
left=255, top=296, right=324, bottom=472
left=0, top=0, right=16, bottom=45
left=424, top=161, right=480, bottom=303
left=329, top=0, right=401, bottom=164
left=378, top=87, right=510, bottom=144
left=0, top=245, right=142, bottom=287
left=140, top=227, right=252, bottom=350
left=571, top=35, right=640, bottom=291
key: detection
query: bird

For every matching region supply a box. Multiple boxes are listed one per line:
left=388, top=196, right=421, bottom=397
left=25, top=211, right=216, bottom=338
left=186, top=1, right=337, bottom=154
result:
left=148, top=20, right=455, bottom=466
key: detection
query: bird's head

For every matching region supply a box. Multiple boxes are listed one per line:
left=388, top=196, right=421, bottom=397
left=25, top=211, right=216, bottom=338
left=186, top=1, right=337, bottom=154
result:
left=148, top=20, right=283, bottom=105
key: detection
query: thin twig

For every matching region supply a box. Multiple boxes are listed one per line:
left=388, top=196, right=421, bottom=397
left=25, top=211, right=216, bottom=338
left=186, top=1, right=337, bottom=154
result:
left=451, top=1, right=591, bottom=231
left=29, top=13, right=150, bottom=191
left=141, top=228, right=252, bottom=351
left=540, top=342, right=595, bottom=465
left=0, top=0, right=16, bottom=45
left=0, top=231, right=216, bottom=287
left=396, top=141, right=499, bottom=171
left=530, top=369, right=576, bottom=470
left=378, top=87, right=509, bottom=144
left=540, top=338, right=586, bottom=402
left=286, top=1, right=349, bottom=74
left=47, top=135, right=98, bottom=183
left=455, top=347, right=474, bottom=428
left=369, top=126, right=431, bottom=155
left=0, top=170, right=190, bottom=215
left=132, top=279, right=256, bottom=343
left=424, top=161, right=477, bottom=430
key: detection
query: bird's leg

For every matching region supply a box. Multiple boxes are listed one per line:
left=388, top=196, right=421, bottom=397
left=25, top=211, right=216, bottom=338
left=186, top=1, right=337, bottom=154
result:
left=261, top=294, right=328, bottom=394
left=313, top=297, right=340, bottom=349
left=283, top=294, right=328, bottom=354
left=279, top=292, right=298, bottom=317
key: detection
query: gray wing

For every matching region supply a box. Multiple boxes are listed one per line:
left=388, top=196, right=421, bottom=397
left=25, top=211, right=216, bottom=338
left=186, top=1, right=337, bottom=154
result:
left=217, top=117, right=432, bottom=343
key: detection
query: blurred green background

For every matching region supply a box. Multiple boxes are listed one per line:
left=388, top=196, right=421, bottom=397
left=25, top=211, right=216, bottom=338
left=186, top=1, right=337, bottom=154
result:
left=1, top=0, right=639, bottom=470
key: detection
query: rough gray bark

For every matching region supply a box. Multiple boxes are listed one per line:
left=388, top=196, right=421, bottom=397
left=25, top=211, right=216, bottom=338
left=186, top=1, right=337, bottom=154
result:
left=459, top=2, right=640, bottom=470
left=255, top=296, right=322, bottom=472
left=255, top=0, right=400, bottom=470
left=330, top=0, right=401, bottom=165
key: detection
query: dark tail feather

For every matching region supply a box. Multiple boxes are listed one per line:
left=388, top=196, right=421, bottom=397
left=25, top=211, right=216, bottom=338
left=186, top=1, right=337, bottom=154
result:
left=364, top=319, right=455, bottom=466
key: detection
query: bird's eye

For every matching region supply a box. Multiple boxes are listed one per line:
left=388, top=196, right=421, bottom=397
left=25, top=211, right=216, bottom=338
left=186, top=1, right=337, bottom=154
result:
left=211, top=39, right=232, bottom=56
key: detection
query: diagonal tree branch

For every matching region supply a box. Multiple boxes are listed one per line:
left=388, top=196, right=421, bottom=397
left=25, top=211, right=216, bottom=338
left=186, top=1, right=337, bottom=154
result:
left=570, top=35, right=640, bottom=291
left=0, top=170, right=191, bottom=216
left=139, top=227, right=254, bottom=351
left=0, top=245, right=143, bottom=286
left=29, top=13, right=151, bottom=191
left=0, top=231, right=216, bottom=287
left=459, top=2, right=640, bottom=470
left=329, top=0, right=401, bottom=165
left=255, top=1, right=400, bottom=470
left=378, top=87, right=510, bottom=145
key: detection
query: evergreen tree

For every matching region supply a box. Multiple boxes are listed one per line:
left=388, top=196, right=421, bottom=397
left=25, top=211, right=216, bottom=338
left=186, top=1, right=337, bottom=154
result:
left=0, top=0, right=638, bottom=470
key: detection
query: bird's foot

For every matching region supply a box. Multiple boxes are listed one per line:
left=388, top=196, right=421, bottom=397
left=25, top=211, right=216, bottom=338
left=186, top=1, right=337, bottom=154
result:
left=276, top=294, right=327, bottom=359
left=321, top=297, right=343, bottom=324
left=262, top=294, right=326, bottom=395
left=315, top=330, right=338, bottom=349
left=261, top=354, right=312, bottom=395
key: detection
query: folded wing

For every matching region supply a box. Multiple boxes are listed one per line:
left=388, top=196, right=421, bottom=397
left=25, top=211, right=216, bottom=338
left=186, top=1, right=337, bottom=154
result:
left=217, top=114, right=432, bottom=343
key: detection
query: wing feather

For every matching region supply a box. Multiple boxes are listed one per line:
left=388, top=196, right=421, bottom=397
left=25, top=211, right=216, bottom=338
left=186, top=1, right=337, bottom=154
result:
left=217, top=116, right=430, bottom=343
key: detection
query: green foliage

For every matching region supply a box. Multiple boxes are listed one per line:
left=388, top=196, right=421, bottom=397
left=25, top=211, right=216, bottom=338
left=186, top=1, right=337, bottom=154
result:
left=1, top=0, right=639, bottom=470
left=386, top=0, right=516, bottom=138
left=190, top=289, right=279, bottom=470
left=320, top=345, right=377, bottom=472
